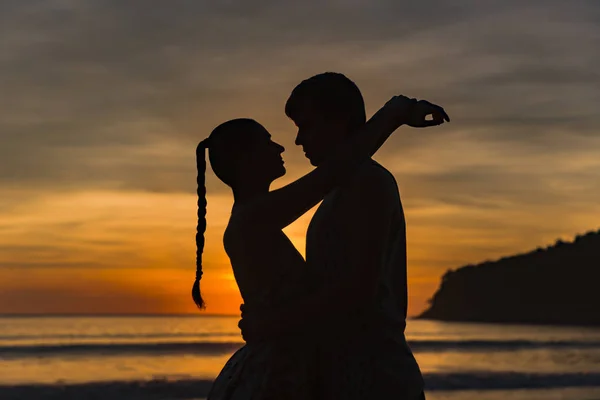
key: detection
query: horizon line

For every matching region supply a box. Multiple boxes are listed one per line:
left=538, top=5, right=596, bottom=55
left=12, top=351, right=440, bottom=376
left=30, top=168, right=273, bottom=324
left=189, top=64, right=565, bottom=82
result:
left=0, top=313, right=239, bottom=318
left=0, top=313, right=420, bottom=320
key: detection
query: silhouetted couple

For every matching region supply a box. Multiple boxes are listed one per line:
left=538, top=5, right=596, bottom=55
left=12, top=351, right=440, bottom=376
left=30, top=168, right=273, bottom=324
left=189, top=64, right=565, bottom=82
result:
left=194, top=72, right=449, bottom=400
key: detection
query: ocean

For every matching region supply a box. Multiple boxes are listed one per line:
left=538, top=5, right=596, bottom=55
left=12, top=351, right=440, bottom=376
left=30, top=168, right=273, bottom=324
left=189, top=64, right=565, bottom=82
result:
left=1, top=315, right=600, bottom=400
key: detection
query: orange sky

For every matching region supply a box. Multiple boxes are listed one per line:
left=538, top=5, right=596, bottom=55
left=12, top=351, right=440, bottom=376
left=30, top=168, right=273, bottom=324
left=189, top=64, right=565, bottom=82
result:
left=2, top=1, right=600, bottom=317
left=2, top=180, right=599, bottom=316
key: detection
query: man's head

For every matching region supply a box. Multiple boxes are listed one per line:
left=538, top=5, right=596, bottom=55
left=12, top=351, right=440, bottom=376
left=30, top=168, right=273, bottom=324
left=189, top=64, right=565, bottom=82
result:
left=285, top=72, right=366, bottom=166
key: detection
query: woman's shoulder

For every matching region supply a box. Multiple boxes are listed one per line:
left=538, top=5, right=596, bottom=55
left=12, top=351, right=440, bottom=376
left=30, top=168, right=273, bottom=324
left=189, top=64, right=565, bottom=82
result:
left=223, top=207, right=264, bottom=253
left=227, top=204, right=257, bottom=234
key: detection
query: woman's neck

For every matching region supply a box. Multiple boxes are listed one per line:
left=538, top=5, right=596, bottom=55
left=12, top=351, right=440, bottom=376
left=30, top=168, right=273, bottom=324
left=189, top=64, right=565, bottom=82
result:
left=232, top=181, right=270, bottom=205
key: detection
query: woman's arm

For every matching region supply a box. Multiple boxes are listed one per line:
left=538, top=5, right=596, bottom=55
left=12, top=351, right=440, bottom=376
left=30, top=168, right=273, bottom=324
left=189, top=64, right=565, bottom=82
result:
left=239, top=168, right=397, bottom=340
left=238, top=96, right=446, bottom=230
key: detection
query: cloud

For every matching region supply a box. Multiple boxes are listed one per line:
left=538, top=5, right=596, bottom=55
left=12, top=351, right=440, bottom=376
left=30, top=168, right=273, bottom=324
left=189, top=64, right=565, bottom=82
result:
left=1, top=0, right=600, bottom=315
left=2, top=0, right=599, bottom=197
left=0, top=190, right=233, bottom=271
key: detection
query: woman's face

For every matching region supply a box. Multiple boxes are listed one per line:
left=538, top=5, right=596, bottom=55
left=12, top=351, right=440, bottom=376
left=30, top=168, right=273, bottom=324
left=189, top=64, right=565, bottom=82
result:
left=241, top=125, right=286, bottom=185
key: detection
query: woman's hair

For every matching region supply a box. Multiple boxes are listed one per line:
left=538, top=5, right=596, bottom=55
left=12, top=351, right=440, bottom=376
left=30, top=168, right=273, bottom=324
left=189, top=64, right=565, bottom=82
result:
left=192, top=139, right=209, bottom=310
left=192, top=118, right=263, bottom=311
left=285, top=72, right=366, bottom=130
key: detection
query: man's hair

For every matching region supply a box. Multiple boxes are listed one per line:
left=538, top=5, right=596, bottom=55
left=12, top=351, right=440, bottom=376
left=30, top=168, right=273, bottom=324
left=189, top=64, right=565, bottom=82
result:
left=285, top=72, right=366, bottom=129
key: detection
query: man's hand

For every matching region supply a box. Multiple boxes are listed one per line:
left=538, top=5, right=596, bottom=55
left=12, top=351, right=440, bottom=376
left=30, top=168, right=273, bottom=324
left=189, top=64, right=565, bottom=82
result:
left=406, top=99, right=450, bottom=128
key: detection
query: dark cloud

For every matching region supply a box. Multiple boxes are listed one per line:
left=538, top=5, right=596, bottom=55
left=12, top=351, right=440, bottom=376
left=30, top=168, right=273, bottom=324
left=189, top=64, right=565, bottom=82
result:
left=1, top=0, right=599, bottom=199
left=400, top=166, right=587, bottom=210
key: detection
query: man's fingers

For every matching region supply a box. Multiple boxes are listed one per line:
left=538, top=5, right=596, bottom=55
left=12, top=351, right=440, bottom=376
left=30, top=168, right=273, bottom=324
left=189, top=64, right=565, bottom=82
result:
left=433, top=111, right=448, bottom=124
left=420, top=118, right=444, bottom=127
left=431, top=106, right=449, bottom=122
left=427, top=104, right=450, bottom=123
left=439, top=107, right=450, bottom=122
left=417, top=100, right=450, bottom=123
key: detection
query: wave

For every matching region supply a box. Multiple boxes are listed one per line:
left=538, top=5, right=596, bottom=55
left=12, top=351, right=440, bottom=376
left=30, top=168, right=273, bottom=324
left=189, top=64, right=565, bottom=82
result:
left=0, top=331, right=235, bottom=342
left=2, top=339, right=600, bottom=358
left=409, top=339, right=600, bottom=351
left=1, top=372, right=600, bottom=399
left=0, top=342, right=244, bottom=358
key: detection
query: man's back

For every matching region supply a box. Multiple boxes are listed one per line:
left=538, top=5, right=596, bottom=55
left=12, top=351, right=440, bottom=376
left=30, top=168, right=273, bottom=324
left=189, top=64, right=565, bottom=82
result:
left=306, top=159, right=407, bottom=326
left=306, top=159, right=424, bottom=399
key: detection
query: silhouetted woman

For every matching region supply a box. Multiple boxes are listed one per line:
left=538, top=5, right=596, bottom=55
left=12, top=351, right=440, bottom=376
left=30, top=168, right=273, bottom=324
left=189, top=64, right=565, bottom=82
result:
left=193, top=96, right=445, bottom=399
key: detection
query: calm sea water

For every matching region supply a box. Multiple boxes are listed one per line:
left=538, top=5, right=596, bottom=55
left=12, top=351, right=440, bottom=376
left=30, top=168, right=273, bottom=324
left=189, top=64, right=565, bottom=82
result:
left=1, top=316, right=600, bottom=400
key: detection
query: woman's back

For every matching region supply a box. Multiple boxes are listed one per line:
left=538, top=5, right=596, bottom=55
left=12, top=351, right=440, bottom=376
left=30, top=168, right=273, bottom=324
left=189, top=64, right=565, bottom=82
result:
left=209, top=210, right=318, bottom=400
left=224, top=207, right=310, bottom=311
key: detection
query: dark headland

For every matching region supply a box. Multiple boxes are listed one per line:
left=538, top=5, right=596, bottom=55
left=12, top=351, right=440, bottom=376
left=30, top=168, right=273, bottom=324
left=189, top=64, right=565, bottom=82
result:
left=418, top=228, right=600, bottom=326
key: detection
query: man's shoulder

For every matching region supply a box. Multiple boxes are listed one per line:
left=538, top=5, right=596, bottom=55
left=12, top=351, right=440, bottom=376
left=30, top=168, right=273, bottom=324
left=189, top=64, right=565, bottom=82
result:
left=361, top=159, right=397, bottom=180
left=353, top=160, right=399, bottom=190
left=333, top=160, right=400, bottom=203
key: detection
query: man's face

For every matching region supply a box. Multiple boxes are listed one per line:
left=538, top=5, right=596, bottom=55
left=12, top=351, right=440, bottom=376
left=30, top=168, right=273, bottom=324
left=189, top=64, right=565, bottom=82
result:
left=291, top=101, right=351, bottom=166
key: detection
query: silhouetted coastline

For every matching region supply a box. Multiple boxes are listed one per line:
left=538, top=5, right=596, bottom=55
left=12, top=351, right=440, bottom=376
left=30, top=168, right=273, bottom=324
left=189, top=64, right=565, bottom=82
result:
left=419, top=228, right=600, bottom=326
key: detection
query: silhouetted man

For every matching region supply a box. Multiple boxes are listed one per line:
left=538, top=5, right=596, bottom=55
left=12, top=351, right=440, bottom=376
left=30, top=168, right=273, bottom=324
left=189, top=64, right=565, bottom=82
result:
left=284, top=72, right=427, bottom=399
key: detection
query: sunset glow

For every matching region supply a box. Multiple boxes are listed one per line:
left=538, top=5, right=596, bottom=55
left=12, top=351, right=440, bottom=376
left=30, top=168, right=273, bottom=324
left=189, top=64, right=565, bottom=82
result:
left=2, top=1, right=600, bottom=317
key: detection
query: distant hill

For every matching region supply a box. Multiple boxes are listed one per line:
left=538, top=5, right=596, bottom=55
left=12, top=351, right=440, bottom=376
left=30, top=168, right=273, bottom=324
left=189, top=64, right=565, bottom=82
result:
left=418, top=228, right=600, bottom=326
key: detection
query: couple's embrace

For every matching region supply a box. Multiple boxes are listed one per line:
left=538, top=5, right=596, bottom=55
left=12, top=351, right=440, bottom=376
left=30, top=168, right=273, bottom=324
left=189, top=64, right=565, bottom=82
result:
left=194, top=72, right=449, bottom=399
